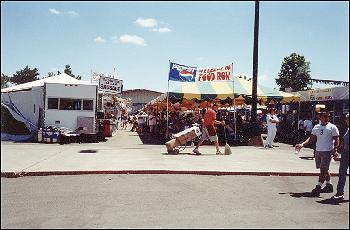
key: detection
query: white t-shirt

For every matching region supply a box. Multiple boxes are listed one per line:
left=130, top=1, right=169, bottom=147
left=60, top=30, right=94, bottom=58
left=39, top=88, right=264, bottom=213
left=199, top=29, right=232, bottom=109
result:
left=303, top=119, right=313, bottom=132
left=266, top=114, right=279, bottom=129
left=311, top=122, right=339, bottom=151
left=137, top=115, right=146, bottom=125
left=148, top=115, right=156, bottom=126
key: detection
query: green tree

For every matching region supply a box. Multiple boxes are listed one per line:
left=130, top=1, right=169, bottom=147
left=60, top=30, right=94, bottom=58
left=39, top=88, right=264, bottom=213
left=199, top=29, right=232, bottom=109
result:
left=275, top=53, right=312, bottom=92
left=47, top=72, right=55, bottom=78
left=10, top=65, right=40, bottom=85
left=1, top=74, right=11, bottom=89
left=64, top=64, right=82, bottom=80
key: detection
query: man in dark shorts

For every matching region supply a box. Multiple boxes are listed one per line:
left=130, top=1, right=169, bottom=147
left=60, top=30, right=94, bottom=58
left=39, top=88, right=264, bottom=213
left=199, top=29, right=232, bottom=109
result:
left=296, top=112, right=340, bottom=197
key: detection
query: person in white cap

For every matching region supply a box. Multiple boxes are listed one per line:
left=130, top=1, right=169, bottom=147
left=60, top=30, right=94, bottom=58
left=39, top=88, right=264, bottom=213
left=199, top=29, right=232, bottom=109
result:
left=296, top=111, right=340, bottom=197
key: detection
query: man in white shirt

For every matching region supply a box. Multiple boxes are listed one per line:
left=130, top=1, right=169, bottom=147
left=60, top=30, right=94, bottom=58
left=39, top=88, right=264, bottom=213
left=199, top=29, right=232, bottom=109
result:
left=296, top=111, right=340, bottom=197
left=264, top=108, right=279, bottom=148
left=303, top=113, right=313, bottom=138
left=148, top=112, right=157, bottom=134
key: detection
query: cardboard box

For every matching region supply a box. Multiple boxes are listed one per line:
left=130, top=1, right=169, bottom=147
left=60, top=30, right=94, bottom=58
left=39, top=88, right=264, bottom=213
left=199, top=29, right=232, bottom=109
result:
left=173, top=127, right=201, bottom=145
left=165, top=139, right=177, bottom=151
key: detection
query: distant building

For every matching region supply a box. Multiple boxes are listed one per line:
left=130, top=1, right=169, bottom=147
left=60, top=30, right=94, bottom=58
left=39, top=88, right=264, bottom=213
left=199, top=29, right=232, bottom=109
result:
left=121, top=89, right=162, bottom=113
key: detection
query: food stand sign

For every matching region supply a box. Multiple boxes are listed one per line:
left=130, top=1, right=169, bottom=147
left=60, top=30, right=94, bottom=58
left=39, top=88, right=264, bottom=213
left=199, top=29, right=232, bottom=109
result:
left=308, top=88, right=333, bottom=101
left=99, top=76, right=123, bottom=94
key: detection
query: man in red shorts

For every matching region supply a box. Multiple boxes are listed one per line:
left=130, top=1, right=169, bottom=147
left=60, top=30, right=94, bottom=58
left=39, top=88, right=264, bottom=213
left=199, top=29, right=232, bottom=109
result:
left=193, top=104, right=225, bottom=155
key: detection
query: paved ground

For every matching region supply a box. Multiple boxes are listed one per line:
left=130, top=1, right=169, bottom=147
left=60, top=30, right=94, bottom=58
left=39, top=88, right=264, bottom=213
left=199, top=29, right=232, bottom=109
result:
left=1, top=174, right=349, bottom=229
left=0, top=129, right=345, bottom=176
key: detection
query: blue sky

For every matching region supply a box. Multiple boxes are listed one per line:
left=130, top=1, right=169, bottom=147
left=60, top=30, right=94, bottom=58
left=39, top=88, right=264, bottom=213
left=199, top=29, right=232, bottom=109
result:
left=1, top=1, right=349, bottom=92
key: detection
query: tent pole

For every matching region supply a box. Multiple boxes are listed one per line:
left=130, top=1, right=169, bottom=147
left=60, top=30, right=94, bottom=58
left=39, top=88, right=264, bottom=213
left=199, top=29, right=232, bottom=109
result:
left=166, top=60, right=171, bottom=139
left=298, top=99, right=301, bottom=141
left=232, top=63, right=237, bottom=140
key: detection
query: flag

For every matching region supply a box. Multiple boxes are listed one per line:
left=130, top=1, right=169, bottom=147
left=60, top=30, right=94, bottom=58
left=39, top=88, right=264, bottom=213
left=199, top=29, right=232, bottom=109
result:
left=168, top=62, right=197, bottom=82
left=92, top=72, right=102, bottom=81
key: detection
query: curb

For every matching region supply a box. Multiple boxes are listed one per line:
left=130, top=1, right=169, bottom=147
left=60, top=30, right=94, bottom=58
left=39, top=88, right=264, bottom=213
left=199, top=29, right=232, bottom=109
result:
left=1, top=170, right=340, bottom=178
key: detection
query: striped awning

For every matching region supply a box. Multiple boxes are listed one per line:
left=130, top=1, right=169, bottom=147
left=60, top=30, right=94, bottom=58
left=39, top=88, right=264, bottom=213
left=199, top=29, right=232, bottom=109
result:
left=169, top=81, right=234, bottom=100
left=146, top=77, right=299, bottom=107
left=169, top=77, right=299, bottom=102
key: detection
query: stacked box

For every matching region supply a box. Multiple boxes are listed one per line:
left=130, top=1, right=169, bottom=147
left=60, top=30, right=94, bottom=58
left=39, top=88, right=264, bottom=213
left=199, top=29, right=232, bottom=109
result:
left=173, top=127, right=201, bottom=145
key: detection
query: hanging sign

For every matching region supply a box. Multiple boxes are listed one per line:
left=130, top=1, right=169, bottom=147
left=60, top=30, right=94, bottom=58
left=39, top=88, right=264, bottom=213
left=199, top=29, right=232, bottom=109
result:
left=99, top=76, right=123, bottom=94
left=309, top=88, right=333, bottom=101
left=197, top=64, right=233, bottom=82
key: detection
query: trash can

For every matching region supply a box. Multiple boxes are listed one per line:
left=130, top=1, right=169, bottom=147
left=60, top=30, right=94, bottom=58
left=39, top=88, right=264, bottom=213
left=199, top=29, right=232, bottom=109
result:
left=103, top=120, right=111, bottom=137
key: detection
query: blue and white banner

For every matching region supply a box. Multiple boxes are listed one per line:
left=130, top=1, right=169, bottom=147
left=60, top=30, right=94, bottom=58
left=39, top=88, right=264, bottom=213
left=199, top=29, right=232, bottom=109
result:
left=168, top=62, right=197, bottom=82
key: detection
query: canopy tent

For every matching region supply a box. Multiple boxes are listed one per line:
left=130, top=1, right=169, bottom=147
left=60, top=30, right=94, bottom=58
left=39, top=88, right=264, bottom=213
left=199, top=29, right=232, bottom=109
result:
left=146, top=76, right=299, bottom=107
left=1, top=73, right=93, bottom=93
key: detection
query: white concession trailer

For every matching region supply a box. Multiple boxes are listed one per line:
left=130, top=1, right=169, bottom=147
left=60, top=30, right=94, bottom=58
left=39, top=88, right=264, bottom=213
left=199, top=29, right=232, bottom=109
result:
left=1, top=74, right=98, bottom=135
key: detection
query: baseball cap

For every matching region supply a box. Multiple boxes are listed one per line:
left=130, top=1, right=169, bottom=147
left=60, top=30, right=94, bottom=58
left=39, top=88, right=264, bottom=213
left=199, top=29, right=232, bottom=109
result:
left=317, top=111, right=329, bottom=116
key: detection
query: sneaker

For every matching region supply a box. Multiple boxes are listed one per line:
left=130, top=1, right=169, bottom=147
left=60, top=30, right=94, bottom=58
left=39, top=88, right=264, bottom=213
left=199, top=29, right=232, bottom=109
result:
left=216, top=151, right=223, bottom=155
left=193, top=149, right=201, bottom=155
left=311, top=185, right=321, bottom=197
left=332, top=193, right=344, bottom=200
left=321, top=184, right=333, bottom=193
left=268, top=145, right=274, bottom=149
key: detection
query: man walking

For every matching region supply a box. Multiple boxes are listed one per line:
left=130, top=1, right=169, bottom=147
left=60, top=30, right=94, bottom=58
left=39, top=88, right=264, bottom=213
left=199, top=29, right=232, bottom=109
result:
left=332, top=113, right=349, bottom=200
left=193, top=104, right=225, bottom=155
left=296, top=111, right=340, bottom=197
left=265, top=108, right=279, bottom=148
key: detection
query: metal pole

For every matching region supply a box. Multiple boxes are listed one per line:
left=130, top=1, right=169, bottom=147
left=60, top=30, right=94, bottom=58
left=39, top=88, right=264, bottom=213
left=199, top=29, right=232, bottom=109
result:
left=251, top=1, right=259, bottom=123
left=232, top=63, right=237, bottom=140
left=166, top=61, right=171, bottom=138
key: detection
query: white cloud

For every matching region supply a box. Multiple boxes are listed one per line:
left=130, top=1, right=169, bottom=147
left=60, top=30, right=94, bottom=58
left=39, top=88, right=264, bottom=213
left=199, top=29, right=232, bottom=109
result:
left=49, top=8, right=60, bottom=15
left=94, top=36, right=106, bottom=43
left=49, top=8, right=79, bottom=17
left=135, top=17, right=158, bottom=28
left=152, top=27, right=172, bottom=33
left=67, top=11, right=79, bottom=17
left=119, top=34, right=146, bottom=46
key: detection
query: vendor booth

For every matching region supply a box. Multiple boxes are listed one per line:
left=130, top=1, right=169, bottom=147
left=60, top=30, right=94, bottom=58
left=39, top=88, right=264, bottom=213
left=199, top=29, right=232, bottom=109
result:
left=295, top=86, right=349, bottom=123
left=1, top=73, right=98, bottom=141
left=94, top=75, right=129, bottom=137
left=142, top=75, right=299, bottom=145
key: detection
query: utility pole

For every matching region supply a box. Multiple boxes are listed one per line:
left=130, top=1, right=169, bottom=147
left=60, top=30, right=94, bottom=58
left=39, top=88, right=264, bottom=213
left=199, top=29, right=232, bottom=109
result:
left=251, top=0, right=259, bottom=123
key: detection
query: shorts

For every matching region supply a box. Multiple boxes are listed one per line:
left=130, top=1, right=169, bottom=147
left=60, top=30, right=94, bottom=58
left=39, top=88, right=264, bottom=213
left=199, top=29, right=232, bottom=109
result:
left=315, top=151, right=332, bottom=170
left=200, top=127, right=218, bottom=142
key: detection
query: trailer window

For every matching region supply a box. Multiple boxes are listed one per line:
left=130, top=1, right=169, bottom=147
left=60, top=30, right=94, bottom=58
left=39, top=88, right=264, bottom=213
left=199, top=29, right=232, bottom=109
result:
left=59, top=98, right=81, bottom=110
left=83, top=100, right=93, bottom=111
left=48, top=98, right=59, bottom=109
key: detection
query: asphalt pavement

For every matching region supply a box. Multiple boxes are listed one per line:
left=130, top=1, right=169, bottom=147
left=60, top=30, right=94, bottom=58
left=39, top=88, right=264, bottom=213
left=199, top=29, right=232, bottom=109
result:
left=1, top=174, right=349, bottom=229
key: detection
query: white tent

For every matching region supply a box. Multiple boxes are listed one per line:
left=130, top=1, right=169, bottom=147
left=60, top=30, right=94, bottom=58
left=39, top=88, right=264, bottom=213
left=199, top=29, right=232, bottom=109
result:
left=1, top=73, right=93, bottom=93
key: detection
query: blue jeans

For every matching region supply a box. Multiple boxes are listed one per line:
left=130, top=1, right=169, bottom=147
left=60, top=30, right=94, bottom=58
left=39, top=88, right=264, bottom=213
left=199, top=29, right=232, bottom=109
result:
left=337, top=152, right=349, bottom=195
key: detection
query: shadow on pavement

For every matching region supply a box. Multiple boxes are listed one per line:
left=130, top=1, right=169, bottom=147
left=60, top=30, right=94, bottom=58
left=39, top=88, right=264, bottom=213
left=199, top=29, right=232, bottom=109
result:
left=299, top=156, right=315, bottom=160
left=279, top=192, right=320, bottom=198
left=137, top=132, right=165, bottom=145
left=79, top=150, right=98, bottom=153
left=316, top=198, right=349, bottom=205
